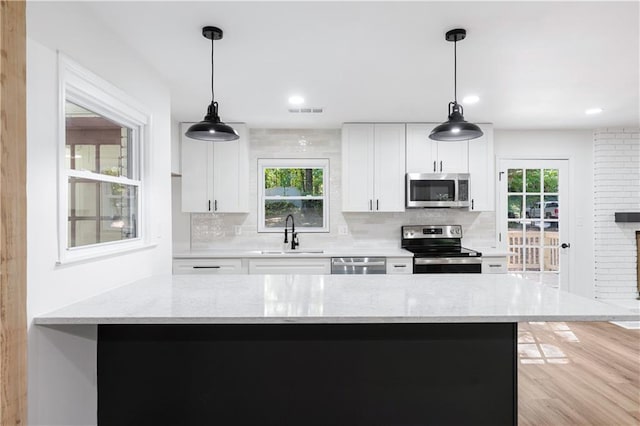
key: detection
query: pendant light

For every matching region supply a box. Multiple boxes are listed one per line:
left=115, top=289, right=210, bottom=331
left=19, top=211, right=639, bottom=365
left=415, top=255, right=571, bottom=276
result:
left=185, top=26, right=239, bottom=142
left=430, top=28, right=483, bottom=141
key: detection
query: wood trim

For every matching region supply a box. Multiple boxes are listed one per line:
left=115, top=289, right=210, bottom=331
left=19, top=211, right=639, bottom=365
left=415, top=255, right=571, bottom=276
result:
left=0, top=1, right=27, bottom=424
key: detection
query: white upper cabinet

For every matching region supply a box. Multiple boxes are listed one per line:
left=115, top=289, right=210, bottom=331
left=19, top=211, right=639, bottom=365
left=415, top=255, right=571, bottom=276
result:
left=434, top=140, right=469, bottom=173
left=406, top=123, right=468, bottom=173
left=171, top=121, right=181, bottom=175
left=180, top=123, right=249, bottom=213
left=342, top=123, right=406, bottom=212
left=468, top=124, right=494, bottom=212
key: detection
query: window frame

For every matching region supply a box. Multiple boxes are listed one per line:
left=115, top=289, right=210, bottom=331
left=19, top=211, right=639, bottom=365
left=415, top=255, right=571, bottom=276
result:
left=257, top=158, right=329, bottom=233
left=57, top=55, right=152, bottom=263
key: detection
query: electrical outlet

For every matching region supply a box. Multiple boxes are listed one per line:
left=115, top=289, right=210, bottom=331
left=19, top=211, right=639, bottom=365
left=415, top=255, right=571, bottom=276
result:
left=338, top=225, right=348, bottom=235
left=234, top=225, right=242, bottom=236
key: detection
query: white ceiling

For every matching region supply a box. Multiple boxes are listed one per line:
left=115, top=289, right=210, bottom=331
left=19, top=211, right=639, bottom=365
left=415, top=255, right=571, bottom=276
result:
left=30, top=1, right=640, bottom=130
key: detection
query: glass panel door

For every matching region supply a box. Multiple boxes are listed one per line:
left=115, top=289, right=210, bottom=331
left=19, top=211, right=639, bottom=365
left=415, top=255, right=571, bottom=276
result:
left=499, top=160, right=568, bottom=290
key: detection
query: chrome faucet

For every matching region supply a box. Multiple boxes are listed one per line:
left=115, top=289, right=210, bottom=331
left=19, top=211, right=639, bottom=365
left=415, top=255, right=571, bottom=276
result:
left=283, top=214, right=299, bottom=250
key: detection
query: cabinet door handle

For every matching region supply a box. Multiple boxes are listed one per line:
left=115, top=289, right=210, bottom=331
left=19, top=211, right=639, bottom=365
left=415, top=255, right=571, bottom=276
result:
left=440, top=161, right=443, bottom=172
left=433, top=161, right=436, bottom=172
left=369, top=200, right=372, bottom=211
left=214, top=200, right=218, bottom=211
left=471, top=199, right=474, bottom=210
left=376, top=199, right=379, bottom=211
left=393, top=264, right=407, bottom=268
left=193, top=266, right=221, bottom=269
left=489, top=264, right=502, bottom=268
left=208, top=200, right=211, bottom=211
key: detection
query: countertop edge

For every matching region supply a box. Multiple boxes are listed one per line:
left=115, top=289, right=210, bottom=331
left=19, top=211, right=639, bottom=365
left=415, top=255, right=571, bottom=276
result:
left=34, top=314, right=640, bottom=326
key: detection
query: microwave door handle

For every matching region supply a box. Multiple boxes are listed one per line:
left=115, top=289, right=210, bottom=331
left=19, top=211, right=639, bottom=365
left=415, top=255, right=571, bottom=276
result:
left=454, top=177, right=459, bottom=203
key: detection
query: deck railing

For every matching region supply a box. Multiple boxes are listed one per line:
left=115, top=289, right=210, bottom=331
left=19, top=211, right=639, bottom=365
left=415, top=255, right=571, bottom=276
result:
left=508, top=230, right=559, bottom=271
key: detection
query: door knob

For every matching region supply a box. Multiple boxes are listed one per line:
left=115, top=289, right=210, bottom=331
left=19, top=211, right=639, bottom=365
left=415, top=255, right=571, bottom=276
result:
left=561, top=243, right=570, bottom=249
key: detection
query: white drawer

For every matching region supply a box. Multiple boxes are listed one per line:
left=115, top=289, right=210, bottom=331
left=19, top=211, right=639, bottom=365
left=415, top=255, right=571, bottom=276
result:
left=386, top=257, right=413, bottom=274
left=482, top=257, right=508, bottom=274
left=173, top=258, right=246, bottom=274
left=249, top=258, right=331, bottom=275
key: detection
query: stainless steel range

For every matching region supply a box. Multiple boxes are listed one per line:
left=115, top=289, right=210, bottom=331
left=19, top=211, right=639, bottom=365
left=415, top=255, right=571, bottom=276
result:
left=401, top=225, right=482, bottom=273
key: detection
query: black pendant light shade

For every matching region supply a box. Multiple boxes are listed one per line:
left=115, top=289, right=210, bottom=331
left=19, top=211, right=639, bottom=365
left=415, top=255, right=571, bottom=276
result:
left=185, top=26, right=239, bottom=142
left=185, top=101, right=239, bottom=141
left=429, top=102, right=484, bottom=141
left=430, top=29, right=483, bottom=142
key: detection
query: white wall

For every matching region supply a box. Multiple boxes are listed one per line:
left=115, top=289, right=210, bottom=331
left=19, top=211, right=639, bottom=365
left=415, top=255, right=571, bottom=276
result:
left=27, top=2, right=172, bottom=424
left=593, top=128, right=640, bottom=300
left=494, top=130, right=594, bottom=297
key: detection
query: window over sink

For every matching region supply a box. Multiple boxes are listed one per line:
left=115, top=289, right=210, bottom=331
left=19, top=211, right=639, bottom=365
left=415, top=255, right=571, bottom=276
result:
left=257, top=158, right=329, bottom=233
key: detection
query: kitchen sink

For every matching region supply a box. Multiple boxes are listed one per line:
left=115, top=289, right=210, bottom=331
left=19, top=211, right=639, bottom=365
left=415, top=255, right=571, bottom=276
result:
left=260, top=250, right=324, bottom=255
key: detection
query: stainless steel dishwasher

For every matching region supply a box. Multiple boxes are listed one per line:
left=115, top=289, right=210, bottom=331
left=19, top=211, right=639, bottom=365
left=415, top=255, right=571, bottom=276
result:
left=331, top=257, right=386, bottom=274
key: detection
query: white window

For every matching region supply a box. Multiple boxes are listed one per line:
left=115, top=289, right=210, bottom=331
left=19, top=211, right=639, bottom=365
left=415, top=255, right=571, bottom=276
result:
left=257, top=159, right=329, bottom=233
left=58, top=56, right=151, bottom=263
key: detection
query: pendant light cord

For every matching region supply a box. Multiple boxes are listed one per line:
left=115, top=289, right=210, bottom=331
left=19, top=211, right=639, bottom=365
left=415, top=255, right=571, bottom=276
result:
left=211, top=36, right=215, bottom=103
left=453, top=39, right=457, bottom=104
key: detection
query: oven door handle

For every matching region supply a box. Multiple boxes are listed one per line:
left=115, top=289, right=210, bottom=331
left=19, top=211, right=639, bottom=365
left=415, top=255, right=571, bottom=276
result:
left=414, top=257, right=482, bottom=265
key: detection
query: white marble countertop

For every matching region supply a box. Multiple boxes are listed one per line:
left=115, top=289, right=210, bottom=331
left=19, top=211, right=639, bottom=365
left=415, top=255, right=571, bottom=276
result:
left=473, top=247, right=511, bottom=257
left=34, top=274, right=639, bottom=325
left=173, top=247, right=414, bottom=258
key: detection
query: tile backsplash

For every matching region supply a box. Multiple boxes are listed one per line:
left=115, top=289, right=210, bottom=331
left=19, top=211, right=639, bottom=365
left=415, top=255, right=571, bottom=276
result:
left=176, top=128, right=496, bottom=251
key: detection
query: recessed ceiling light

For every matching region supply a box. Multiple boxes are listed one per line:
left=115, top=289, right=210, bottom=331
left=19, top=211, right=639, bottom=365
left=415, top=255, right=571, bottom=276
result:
left=288, top=95, right=305, bottom=105
left=462, top=95, right=480, bottom=104
left=585, top=107, right=603, bottom=115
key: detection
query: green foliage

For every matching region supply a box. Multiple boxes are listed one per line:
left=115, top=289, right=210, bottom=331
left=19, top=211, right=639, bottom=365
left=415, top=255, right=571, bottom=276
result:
left=264, top=168, right=323, bottom=196
left=507, top=168, right=558, bottom=194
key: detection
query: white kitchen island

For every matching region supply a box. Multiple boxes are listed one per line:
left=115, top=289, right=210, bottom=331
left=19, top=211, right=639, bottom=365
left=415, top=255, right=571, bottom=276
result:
left=35, top=274, right=638, bottom=426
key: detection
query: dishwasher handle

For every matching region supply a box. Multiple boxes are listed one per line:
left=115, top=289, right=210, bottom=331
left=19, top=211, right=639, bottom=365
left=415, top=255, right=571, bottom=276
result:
left=331, top=260, right=386, bottom=267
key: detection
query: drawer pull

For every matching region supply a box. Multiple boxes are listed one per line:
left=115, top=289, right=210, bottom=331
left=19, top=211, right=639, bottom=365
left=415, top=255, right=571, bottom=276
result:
left=489, top=264, right=502, bottom=268
left=392, top=264, right=407, bottom=268
left=193, top=266, right=221, bottom=269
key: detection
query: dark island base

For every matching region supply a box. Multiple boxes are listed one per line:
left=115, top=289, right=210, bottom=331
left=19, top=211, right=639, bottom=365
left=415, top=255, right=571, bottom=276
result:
left=98, top=323, right=517, bottom=426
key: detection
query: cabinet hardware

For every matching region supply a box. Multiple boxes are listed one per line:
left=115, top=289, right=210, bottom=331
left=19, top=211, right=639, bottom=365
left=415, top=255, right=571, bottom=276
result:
left=471, top=199, right=474, bottom=210
left=376, top=199, right=379, bottom=211
left=433, top=161, right=436, bottom=172
left=369, top=200, right=373, bottom=211
left=214, top=200, right=218, bottom=211
left=489, top=264, right=501, bottom=268
left=193, top=266, right=221, bottom=269
left=393, top=264, right=407, bottom=268
left=208, top=200, right=211, bottom=211
left=440, top=161, right=443, bottom=172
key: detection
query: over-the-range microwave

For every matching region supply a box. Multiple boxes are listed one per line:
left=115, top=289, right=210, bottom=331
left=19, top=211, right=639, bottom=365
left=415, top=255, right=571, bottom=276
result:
left=406, top=173, right=470, bottom=208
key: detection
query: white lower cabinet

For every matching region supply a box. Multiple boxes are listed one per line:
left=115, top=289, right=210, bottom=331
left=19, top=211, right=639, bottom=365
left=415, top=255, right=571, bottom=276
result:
left=173, top=258, right=247, bottom=274
left=249, top=258, right=331, bottom=275
left=481, top=256, right=508, bottom=274
left=386, top=257, right=413, bottom=274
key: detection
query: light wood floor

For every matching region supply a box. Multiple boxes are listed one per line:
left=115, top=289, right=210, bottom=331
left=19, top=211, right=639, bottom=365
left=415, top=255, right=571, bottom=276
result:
left=518, top=321, right=640, bottom=425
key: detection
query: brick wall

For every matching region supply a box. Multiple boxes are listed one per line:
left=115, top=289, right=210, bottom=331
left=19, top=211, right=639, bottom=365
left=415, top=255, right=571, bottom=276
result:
left=594, top=128, right=640, bottom=299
